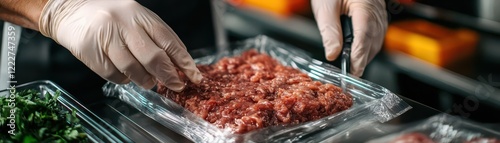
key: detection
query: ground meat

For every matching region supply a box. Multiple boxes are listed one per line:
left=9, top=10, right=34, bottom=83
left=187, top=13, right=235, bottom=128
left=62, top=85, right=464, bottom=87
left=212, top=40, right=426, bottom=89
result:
left=157, top=49, right=353, bottom=134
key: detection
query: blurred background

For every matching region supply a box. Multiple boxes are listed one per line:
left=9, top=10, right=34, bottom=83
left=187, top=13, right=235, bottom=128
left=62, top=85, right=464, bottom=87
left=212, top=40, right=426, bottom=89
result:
left=1, top=0, right=499, bottom=125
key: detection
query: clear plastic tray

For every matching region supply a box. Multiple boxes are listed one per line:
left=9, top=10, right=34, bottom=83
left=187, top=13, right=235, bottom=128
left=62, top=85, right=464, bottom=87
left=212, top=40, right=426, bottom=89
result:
left=367, top=113, right=500, bottom=143
left=103, top=35, right=412, bottom=142
left=0, top=80, right=131, bottom=142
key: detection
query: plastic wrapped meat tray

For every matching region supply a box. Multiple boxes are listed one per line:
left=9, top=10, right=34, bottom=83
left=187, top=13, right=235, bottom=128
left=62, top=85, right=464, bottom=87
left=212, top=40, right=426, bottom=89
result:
left=367, top=113, right=500, bottom=143
left=102, top=35, right=412, bottom=142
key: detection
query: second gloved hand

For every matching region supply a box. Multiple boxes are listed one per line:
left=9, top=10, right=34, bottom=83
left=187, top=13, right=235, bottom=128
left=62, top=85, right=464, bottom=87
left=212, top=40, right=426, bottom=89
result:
left=38, top=0, right=202, bottom=91
left=312, top=0, right=388, bottom=77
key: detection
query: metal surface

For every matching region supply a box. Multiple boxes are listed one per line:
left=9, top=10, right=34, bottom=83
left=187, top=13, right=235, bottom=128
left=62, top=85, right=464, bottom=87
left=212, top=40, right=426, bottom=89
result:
left=211, top=0, right=229, bottom=53
left=385, top=51, right=500, bottom=109
left=406, top=2, right=500, bottom=34
left=478, top=0, right=500, bottom=22
left=224, top=5, right=322, bottom=48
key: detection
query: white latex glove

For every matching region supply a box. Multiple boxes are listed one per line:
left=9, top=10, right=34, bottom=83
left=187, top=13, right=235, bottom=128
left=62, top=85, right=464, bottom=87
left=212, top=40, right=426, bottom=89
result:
left=39, top=0, right=202, bottom=91
left=312, top=0, right=388, bottom=77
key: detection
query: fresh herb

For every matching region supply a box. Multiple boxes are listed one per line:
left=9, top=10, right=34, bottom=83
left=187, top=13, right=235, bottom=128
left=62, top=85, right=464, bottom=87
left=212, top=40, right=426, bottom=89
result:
left=0, top=89, right=88, bottom=143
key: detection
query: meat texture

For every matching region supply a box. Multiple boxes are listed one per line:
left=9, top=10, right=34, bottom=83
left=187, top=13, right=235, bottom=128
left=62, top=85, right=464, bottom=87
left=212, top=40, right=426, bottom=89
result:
left=157, top=50, right=353, bottom=134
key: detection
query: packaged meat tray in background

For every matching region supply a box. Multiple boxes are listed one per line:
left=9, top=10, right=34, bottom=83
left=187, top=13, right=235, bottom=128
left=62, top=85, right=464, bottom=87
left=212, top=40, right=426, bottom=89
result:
left=102, top=35, right=412, bottom=143
left=367, top=113, right=500, bottom=143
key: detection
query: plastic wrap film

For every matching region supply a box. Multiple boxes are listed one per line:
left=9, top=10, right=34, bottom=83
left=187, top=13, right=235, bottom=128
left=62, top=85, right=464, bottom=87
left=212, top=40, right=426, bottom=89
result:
left=367, top=113, right=500, bottom=143
left=102, top=35, right=412, bottom=142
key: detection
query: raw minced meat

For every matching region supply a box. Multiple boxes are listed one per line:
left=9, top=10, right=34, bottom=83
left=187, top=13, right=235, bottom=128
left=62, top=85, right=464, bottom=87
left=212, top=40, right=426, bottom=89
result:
left=157, top=50, right=353, bottom=134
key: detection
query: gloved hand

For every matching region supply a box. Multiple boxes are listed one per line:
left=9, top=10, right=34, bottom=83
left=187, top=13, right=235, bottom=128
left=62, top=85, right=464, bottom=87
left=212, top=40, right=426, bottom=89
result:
left=38, top=0, right=202, bottom=91
left=312, top=0, right=387, bottom=77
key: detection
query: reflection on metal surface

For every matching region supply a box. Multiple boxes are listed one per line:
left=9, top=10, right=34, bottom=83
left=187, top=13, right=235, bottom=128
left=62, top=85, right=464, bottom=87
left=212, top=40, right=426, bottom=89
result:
left=478, top=0, right=500, bottom=22
left=224, top=5, right=322, bottom=47
left=386, top=51, right=500, bottom=109
left=211, top=0, right=229, bottom=54
left=406, top=3, right=500, bottom=34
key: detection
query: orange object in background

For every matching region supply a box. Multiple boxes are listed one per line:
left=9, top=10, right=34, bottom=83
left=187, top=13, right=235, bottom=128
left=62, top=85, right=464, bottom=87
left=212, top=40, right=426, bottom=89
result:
left=384, top=20, right=479, bottom=67
left=228, top=0, right=310, bottom=17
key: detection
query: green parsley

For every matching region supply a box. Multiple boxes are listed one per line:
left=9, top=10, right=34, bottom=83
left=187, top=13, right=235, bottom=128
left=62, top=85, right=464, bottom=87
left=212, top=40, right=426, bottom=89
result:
left=0, top=89, right=89, bottom=143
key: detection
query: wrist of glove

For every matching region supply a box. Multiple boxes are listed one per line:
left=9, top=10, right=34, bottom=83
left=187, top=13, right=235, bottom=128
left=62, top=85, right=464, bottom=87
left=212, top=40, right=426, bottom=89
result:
left=312, top=0, right=387, bottom=77
left=38, top=0, right=202, bottom=91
